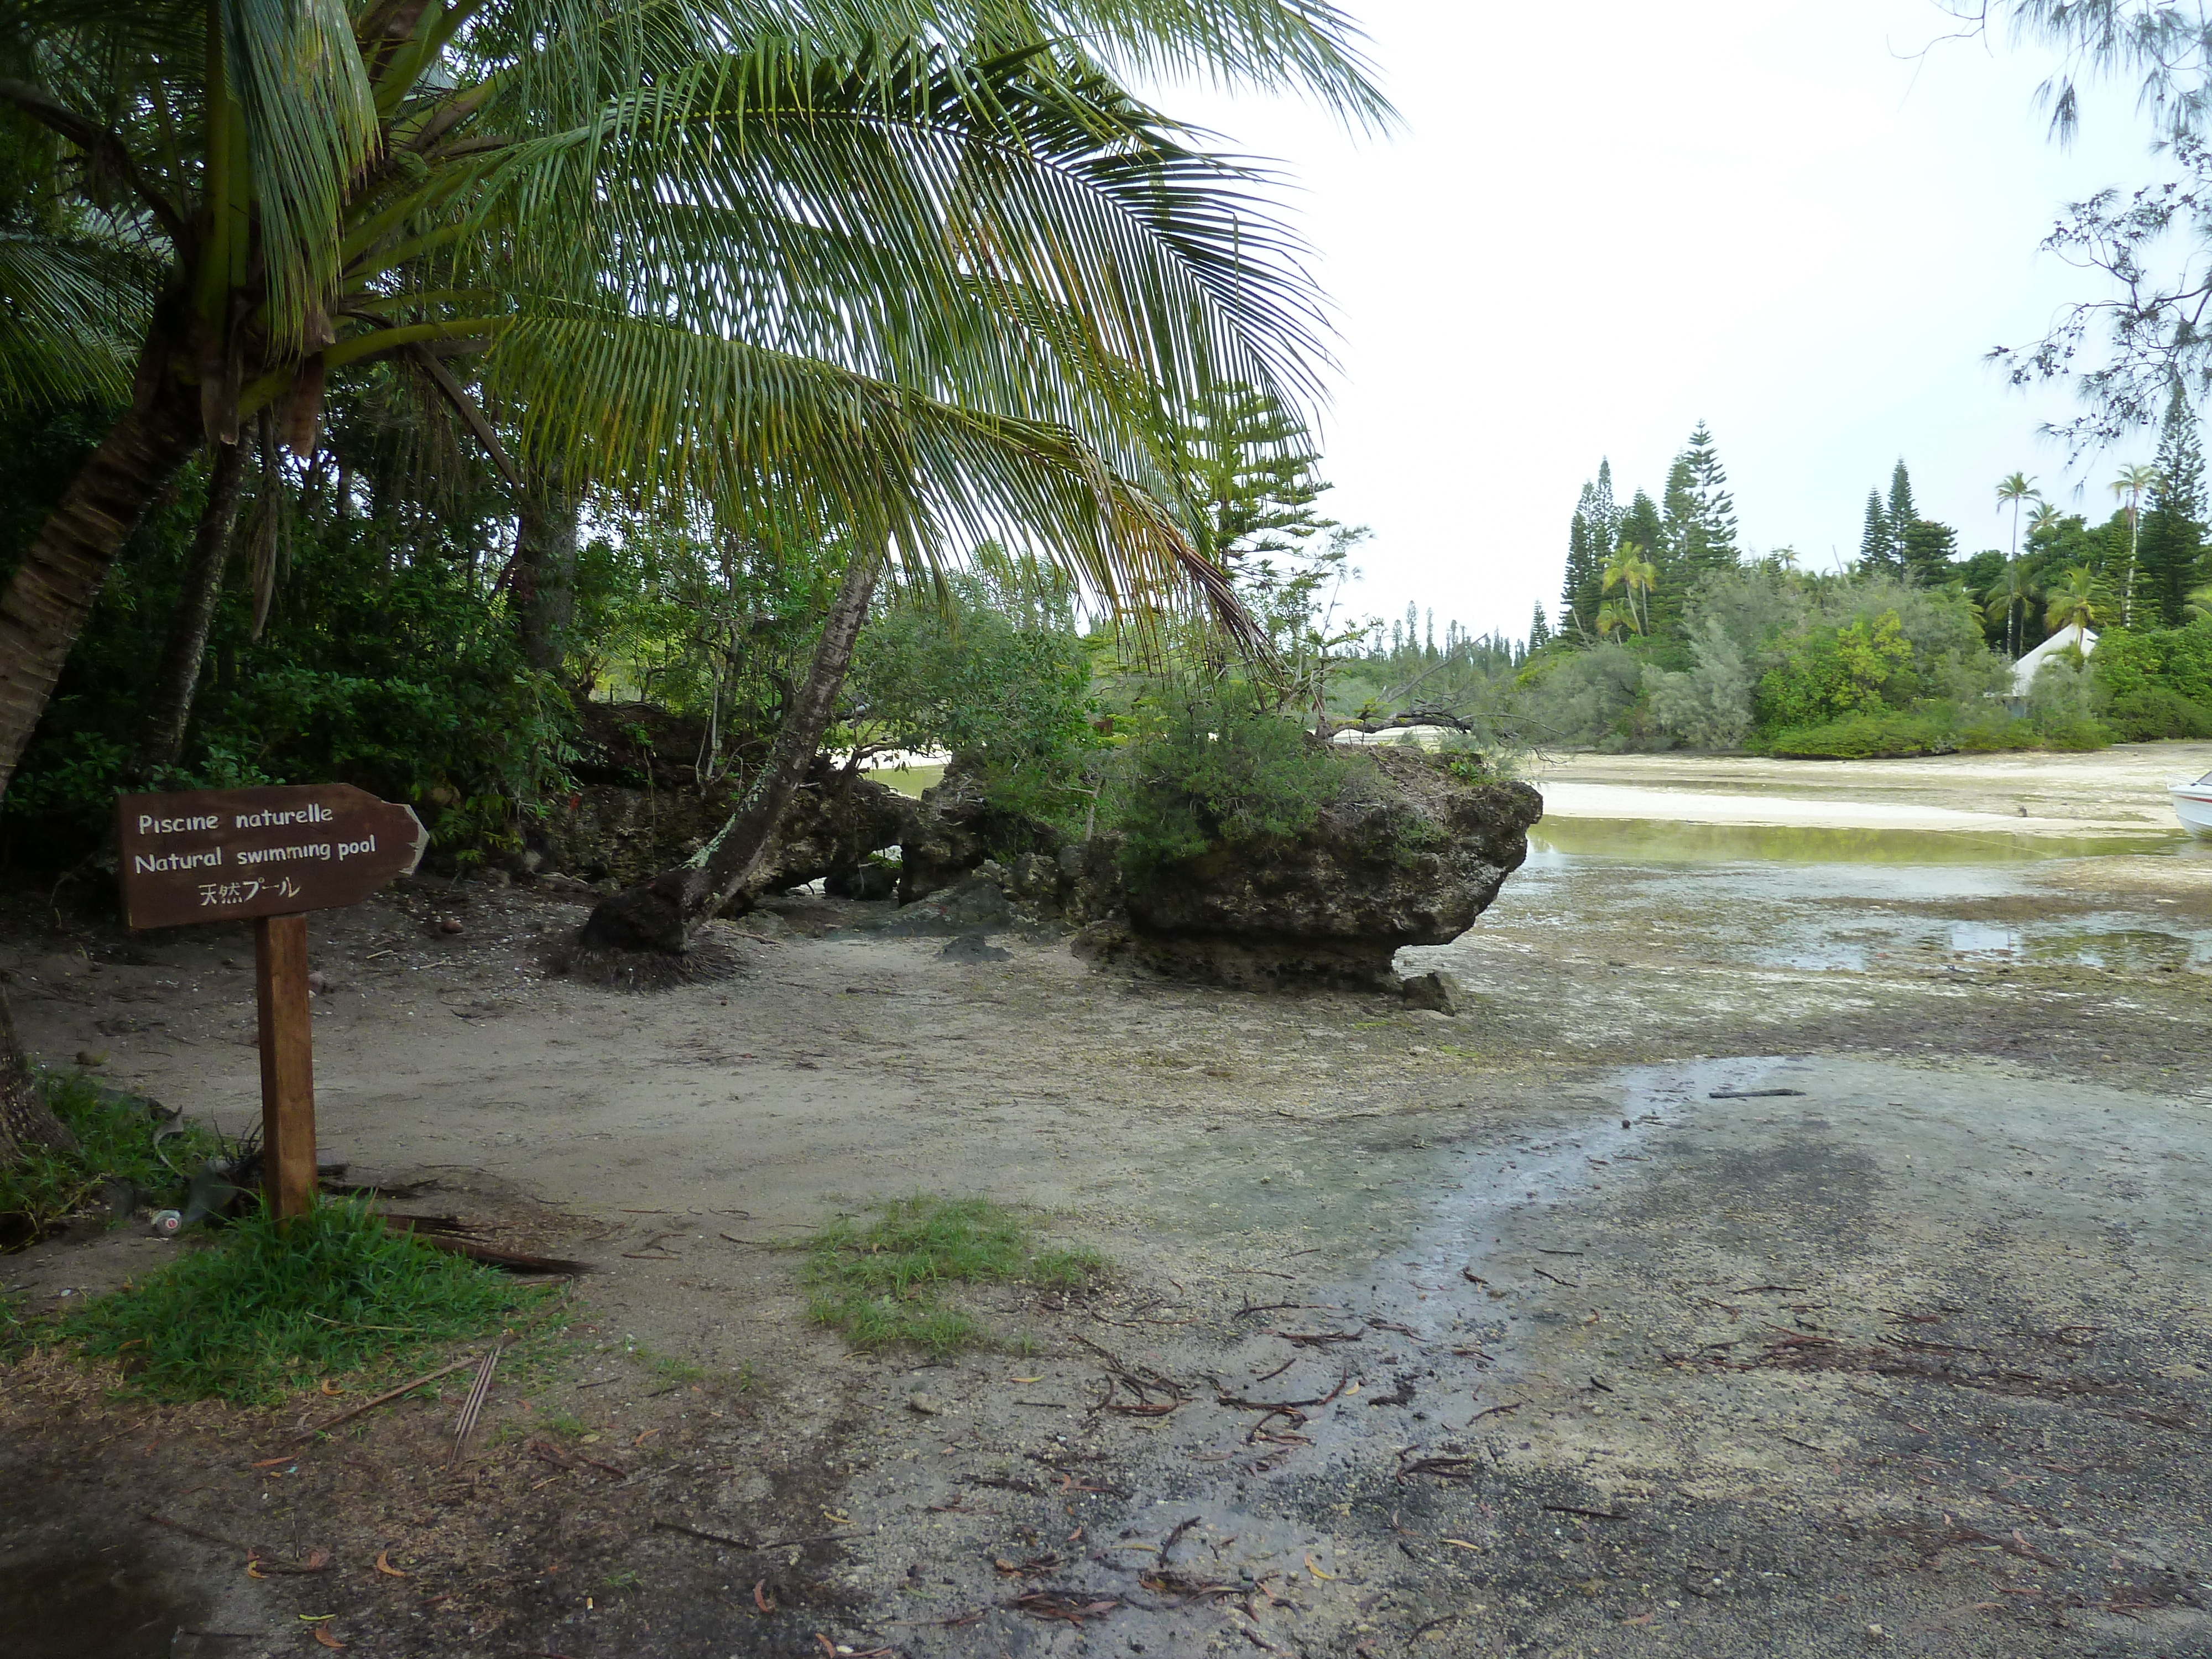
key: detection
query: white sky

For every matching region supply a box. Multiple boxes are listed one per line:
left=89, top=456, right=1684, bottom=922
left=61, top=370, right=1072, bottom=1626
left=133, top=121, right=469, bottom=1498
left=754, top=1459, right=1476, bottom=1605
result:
left=1165, top=0, right=2168, bottom=641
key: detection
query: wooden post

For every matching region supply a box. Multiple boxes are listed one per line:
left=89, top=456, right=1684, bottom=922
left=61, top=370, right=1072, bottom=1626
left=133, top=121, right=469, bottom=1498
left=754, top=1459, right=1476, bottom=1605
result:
left=254, top=914, right=317, bottom=1218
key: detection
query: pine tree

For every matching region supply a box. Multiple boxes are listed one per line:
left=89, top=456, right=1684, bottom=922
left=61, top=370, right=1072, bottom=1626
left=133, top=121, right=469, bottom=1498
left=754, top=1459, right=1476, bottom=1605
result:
left=1859, top=491, right=1893, bottom=573
left=1887, top=461, right=1918, bottom=568
left=1528, top=602, right=1551, bottom=650
left=2139, top=383, right=2209, bottom=625
left=1175, top=382, right=1331, bottom=565
left=1901, top=518, right=1959, bottom=585
left=1561, top=491, right=1605, bottom=635
left=1680, top=421, right=1740, bottom=572
left=1587, top=458, right=1620, bottom=559
left=1660, top=456, right=1697, bottom=570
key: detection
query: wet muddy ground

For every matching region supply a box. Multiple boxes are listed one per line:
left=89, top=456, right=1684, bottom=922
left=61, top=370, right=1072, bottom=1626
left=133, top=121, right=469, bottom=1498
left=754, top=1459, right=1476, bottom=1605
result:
left=3, top=790, right=2211, bottom=1658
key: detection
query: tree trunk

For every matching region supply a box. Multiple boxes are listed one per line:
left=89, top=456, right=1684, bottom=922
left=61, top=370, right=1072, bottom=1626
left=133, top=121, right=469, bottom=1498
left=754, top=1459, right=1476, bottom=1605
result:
left=0, top=378, right=204, bottom=801
left=574, top=542, right=882, bottom=960
left=514, top=471, right=581, bottom=677
left=0, top=988, right=75, bottom=1165
left=127, top=436, right=245, bottom=782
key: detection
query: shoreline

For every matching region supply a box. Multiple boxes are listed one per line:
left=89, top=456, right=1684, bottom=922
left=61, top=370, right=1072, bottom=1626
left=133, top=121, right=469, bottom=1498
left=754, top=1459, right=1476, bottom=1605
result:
left=1531, top=738, right=2212, bottom=838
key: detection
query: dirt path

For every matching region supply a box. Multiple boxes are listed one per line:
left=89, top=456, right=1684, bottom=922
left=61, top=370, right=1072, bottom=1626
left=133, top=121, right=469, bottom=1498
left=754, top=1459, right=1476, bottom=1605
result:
left=4, top=760, right=2210, bottom=1658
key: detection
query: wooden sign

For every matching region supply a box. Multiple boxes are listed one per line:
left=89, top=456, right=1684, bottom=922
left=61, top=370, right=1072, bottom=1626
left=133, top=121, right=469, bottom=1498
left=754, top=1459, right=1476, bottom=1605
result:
left=116, top=782, right=427, bottom=931
left=114, top=784, right=429, bottom=1218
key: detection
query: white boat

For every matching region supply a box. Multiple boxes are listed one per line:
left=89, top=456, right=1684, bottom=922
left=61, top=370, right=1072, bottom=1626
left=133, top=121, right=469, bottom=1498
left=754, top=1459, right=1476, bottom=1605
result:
left=2174, top=769, right=2212, bottom=834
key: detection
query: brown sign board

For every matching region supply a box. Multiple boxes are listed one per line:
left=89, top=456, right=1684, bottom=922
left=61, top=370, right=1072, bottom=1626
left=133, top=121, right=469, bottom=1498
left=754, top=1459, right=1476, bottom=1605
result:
left=116, top=784, right=428, bottom=930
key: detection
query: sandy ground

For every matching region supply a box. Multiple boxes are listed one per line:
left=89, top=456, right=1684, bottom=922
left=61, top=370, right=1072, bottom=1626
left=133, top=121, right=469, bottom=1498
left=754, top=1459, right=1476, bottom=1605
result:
left=1531, top=741, right=2212, bottom=836
left=3, top=746, right=2211, bottom=1658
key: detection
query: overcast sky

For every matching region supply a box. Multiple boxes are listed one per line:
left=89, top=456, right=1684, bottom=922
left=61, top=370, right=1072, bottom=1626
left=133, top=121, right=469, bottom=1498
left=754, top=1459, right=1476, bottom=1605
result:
left=1166, top=0, right=2166, bottom=641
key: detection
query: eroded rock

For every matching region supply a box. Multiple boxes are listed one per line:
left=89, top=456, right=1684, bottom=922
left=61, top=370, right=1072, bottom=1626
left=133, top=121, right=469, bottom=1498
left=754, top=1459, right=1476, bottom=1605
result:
left=1108, top=748, right=1542, bottom=992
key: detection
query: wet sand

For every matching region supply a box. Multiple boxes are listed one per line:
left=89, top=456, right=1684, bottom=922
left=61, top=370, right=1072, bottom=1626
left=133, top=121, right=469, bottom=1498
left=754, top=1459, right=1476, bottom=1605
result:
left=1531, top=742, right=2212, bottom=836
left=3, top=744, right=2210, bottom=1657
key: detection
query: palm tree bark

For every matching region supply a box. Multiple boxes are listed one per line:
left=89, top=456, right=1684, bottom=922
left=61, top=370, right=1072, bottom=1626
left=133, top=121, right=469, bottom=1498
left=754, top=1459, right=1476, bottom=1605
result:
left=0, top=988, right=75, bottom=1164
left=575, top=542, right=882, bottom=960
left=127, top=436, right=245, bottom=782
left=513, top=469, right=581, bottom=677
left=0, top=374, right=204, bottom=800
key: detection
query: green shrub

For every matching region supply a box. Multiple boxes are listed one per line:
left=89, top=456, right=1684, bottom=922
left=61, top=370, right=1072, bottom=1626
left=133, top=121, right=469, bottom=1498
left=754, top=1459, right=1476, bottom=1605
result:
left=1105, top=682, right=1353, bottom=871
left=2104, top=685, right=2212, bottom=741
left=845, top=567, right=1100, bottom=830
left=61, top=1199, right=539, bottom=1402
left=1754, top=708, right=1956, bottom=759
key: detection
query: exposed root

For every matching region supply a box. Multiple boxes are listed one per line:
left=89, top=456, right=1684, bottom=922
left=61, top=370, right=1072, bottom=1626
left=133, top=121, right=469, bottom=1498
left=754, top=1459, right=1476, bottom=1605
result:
left=556, top=928, right=749, bottom=991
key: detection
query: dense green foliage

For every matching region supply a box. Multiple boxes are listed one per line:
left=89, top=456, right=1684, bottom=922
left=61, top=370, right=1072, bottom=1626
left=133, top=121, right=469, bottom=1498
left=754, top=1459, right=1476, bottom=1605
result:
left=60, top=1199, right=541, bottom=1402
left=1105, top=681, right=1356, bottom=871
left=0, top=1070, right=218, bottom=1245
left=803, top=1196, right=1104, bottom=1353
left=0, top=398, right=568, bottom=868
left=2092, top=620, right=2212, bottom=739
left=846, top=560, right=1100, bottom=827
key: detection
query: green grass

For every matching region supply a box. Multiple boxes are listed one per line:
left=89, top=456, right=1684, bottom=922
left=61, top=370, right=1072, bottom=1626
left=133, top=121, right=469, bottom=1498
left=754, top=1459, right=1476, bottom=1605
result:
left=0, top=1070, right=221, bottom=1244
left=59, top=1198, right=549, bottom=1403
left=802, top=1196, right=1107, bottom=1354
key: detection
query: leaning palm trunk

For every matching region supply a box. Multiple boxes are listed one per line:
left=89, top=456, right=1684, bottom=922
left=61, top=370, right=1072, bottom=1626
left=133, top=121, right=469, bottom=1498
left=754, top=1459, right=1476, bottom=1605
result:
left=0, top=375, right=202, bottom=797
left=129, top=435, right=247, bottom=781
left=573, top=540, right=883, bottom=962
left=514, top=468, right=582, bottom=676
left=0, top=990, right=75, bottom=1165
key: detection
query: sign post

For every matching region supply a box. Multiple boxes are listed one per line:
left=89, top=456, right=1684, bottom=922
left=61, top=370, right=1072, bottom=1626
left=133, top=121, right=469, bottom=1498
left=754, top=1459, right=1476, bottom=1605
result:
left=117, top=784, right=428, bottom=1218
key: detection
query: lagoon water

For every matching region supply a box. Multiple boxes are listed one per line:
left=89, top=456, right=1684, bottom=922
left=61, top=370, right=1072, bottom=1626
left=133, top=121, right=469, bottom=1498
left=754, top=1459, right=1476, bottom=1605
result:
left=1487, top=816, right=2212, bottom=975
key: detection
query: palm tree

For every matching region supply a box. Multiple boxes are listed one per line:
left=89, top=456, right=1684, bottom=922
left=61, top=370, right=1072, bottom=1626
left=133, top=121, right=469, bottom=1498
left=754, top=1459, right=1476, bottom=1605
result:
left=1591, top=598, right=1635, bottom=641
left=1601, top=540, right=1657, bottom=636
left=1994, top=471, right=2041, bottom=658
left=0, top=0, right=1388, bottom=959
left=2043, top=565, right=2112, bottom=650
left=2110, top=462, right=2158, bottom=625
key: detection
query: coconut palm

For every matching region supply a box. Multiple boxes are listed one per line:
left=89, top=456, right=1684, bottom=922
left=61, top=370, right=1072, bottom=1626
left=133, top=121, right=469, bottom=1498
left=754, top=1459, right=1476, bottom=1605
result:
left=1601, top=540, right=1657, bottom=636
left=0, top=0, right=1389, bottom=956
left=2110, top=461, right=2158, bottom=625
left=2044, top=564, right=2113, bottom=649
left=1591, top=597, right=1636, bottom=641
left=1994, top=471, right=2041, bottom=657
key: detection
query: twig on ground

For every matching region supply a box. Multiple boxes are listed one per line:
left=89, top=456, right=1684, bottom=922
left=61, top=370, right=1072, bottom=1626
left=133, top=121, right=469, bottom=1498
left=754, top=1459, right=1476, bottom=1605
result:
left=298, top=1355, right=479, bottom=1441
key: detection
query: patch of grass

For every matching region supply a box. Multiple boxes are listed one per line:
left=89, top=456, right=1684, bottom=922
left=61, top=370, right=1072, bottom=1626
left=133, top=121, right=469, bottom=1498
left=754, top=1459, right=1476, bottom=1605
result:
left=802, top=1196, right=1107, bottom=1354
left=0, top=1070, right=222, bottom=1245
left=61, top=1198, right=547, bottom=1403
left=627, top=1342, right=706, bottom=1384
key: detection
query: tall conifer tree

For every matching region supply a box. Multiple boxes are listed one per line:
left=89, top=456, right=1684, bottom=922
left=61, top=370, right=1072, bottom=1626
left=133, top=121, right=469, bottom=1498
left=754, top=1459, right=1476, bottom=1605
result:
left=1659, top=456, right=1698, bottom=570
left=1681, top=422, right=1740, bottom=571
left=1587, top=458, right=1621, bottom=557
left=1529, top=603, right=1551, bottom=650
left=2140, top=384, right=2209, bottom=626
left=1887, top=461, right=1918, bottom=567
left=1859, top=491, right=1892, bottom=572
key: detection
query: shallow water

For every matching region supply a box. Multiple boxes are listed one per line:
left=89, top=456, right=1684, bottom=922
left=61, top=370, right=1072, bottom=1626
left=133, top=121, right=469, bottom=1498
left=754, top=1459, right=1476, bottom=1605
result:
left=1529, top=816, right=2186, bottom=865
left=1472, top=823, right=2212, bottom=974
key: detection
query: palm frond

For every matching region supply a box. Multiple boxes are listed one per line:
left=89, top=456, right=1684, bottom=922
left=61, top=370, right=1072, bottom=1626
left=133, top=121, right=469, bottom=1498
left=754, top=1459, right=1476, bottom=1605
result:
left=219, top=0, right=380, bottom=346
left=0, top=225, right=153, bottom=410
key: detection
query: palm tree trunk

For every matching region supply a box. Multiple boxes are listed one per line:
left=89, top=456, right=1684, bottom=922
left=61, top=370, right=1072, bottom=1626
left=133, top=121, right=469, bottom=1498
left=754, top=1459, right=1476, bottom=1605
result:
left=127, top=436, right=245, bottom=782
left=0, top=378, right=204, bottom=800
left=514, top=468, right=581, bottom=677
left=574, top=541, right=882, bottom=961
left=0, top=989, right=75, bottom=1165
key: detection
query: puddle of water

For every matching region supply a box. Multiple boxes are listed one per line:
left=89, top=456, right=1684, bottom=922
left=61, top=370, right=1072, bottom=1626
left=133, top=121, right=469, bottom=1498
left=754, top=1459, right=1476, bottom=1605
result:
left=1530, top=818, right=2182, bottom=865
